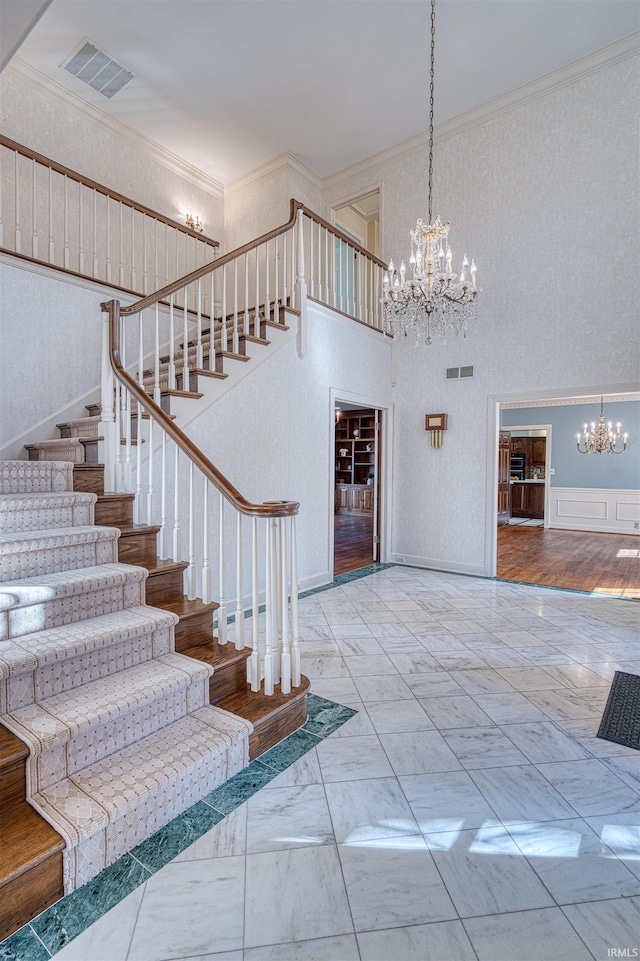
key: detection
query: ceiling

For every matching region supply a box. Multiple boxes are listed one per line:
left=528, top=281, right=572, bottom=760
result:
left=4, top=0, right=639, bottom=185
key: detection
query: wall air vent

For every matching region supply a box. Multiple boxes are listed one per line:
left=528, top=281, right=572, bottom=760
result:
left=63, top=40, right=135, bottom=99
left=445, top=366, right=474, bottom=380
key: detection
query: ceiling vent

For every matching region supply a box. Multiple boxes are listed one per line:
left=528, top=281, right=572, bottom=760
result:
left=63, top=40, right=135, bottom=99
left=446, top=365, right=474, bottom=380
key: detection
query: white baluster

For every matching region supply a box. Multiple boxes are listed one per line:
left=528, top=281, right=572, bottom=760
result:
left=295, top=208, right=308, bottom=358
left=339, top=239, right=344, bottom=312
left=14, top=152, right=21, bottom=253
left=168, top=293, right=176, bottom=390
left=265, top=239, right=270, bottom=321
left=221, top=264, right=227, bottom=359
left=325, top=226, right=330, bottom=303
left=254, top=246, right=260, bottom=338
left=123, top=325, right=132, bottom=492
left=31, top=160, right=38, bottom=259
left=209, top=270, right=217, bottom=372
left=235, top=512, right=245, bottom=649
left=308, top=222, right=313, bottom=299
left=154, top=218, right=159, bottom=290
left=146, top=416, right=154, bottom=526
left=106, top=198, right=112, bottom=282
left=172, top=445, right=180, bottom=561
left=182, top=293, right=189, bottom=391
left=249, top=516, right=260, bottom=691
left=218, top=494, right=227, bottom=644
left=99, top=308, right=116, bottom=492
left=264, top=516, right=276, bottom=696
left=164, top=222, right=169, bottom=289
left=282, top=232, right=287, bottom=309
left=279, top=517, right=291, bottom=694
left=187, top=461, right=196, bottom=599
left=130, top=207, right=136, bottom=291
left=154, top=303, right=161, bottom=404
left=244, top=251, right=249, bottom=336
left=317, top=221, right=322, bottom=306
left=0, top=146, right=4, bottom=248
left=202, top=478, right=211, bottom=603
left=290, top=514, right=300, bottom=686
left=143, top=216, right=149, bottom=294
left=159, top=432, right=167, bottom=558
left=119, top=203, right=124, bottom=287
left=196, top=278, right=203, bottom=368
left=274, top=235, right=279, bottom=317
left=135, top=314, right=144, bottom=521
left=113, top=374, right=122, bottom=491
left=63, top=176, right=70, bottom=269
left=92, top=189, right=98, bottom=278
left=232, top=258, right=239, bottom=354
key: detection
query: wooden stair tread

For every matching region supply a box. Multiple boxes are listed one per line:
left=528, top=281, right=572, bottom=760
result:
left=159, top=389, right=203, bottom=399
left=0, top=804, right=64, bottom=887
left=242, top=334, right=271, bottom=346
left=217, top=675, right=310, bottom=726
left=95, top=492, right=136, bottom=504
left=145, top=557, right=189, bottom=575
left=117, top=523, right=161, bottom=536
left=183, top=643, right=251, bottom=670
left=191, top=368, right=228, bottom=380
left=154, top=595, right=220, bottom=619
left=0, top=724, right=29, bottom=767
left=217, top=351, right=250, bottom=362
left=263, top=319, right=290, bottom=330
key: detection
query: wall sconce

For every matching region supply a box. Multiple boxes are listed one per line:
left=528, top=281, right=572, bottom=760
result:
left=335, top=406, right=341, bottom=425
left=425, top=413, right=448, bottom=448
left=185, top=213, right=203, bottom=232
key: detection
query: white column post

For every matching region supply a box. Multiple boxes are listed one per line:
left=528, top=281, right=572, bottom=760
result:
left=202, top=478, right=211, bottom=603
left=218, top=493, right=227, bottom=644
left=235, top=512, right=245, bottom=650
left=248, top=516, right=260, bottom=691
left=290, top=514, right=301, bottom=686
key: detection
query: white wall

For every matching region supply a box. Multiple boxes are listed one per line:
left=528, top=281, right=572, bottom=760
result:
left=183, top=301, right=391, bottom=588
left=323, top=47, right=640, bottom=575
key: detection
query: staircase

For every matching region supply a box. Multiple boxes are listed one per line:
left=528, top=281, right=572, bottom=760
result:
left=0, top=436, right=308, bottom=940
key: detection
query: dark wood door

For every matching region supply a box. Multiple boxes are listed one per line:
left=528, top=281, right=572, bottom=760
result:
left=498, top=432, right=511, bottom=526
left=528, top=484, right=545, bottom=519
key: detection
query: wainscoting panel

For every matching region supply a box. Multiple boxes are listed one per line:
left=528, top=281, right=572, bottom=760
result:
left=549, top=488, right=640, bottom=534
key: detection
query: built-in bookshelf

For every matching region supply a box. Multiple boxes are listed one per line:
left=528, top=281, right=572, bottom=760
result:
left=335, top=410, right=376, bottom=486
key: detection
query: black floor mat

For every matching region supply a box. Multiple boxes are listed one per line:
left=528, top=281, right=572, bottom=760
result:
left=597, top=671, right=640, bottom=751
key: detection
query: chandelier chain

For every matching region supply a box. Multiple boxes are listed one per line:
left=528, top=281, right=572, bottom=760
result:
left=428, top=0, right=435, bottom=224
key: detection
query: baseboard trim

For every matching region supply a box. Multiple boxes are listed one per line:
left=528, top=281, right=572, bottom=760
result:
left=390, top=554, right=487, bottom=577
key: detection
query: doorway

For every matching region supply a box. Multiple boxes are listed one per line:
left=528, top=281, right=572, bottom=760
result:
left=333, top=401, right=382, bottom=576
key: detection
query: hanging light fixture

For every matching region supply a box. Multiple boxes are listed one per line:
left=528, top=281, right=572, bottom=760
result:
left=577, top=397, right=627, bottom=454
left=382, top=0, right=479, bottom=345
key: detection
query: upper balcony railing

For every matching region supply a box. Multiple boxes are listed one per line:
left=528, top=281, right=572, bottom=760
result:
left=0, top=134, right=219, bottom=295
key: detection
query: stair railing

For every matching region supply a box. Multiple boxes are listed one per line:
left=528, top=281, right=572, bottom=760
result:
left=0, top=135, right=219, bottom=295
left=296, top=203, right=388, bottom=331
left=102, top=296, right=300, bottom=695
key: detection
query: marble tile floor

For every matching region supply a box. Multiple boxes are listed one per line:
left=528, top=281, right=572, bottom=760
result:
left=4, top=565, right=640, bottom=961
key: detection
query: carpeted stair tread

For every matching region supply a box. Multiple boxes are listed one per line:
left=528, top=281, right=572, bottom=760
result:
left=0, top=605, right=178, bottom=695
left=3, top=654, right=213, bottom=788
left=0, top=461, right=75, bottom=495
left=24, top=438, right=101, bottom=464
left=32, top=706, right=252, bottom=890
left=56, top=417, right=100, bottom=439
left=0, top=562, right=147, bottom=641
left=0, top=491, right=97, bottom=533
left=0, top=525, right=119, bottom=580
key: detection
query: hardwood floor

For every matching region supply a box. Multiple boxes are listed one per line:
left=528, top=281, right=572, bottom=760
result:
left=334, top=513, right=375, bottom=575
left=497, top=525, right=640, bottom=599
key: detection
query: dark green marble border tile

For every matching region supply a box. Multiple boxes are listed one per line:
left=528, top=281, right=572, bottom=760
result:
left=303, top=694, right=357, bottom=737
left=1, top=694, right=357, bottom=958
left=130, top=800, right=224, bottom=873
left=202, top=759, right=280, bottom=814
left=0, top=926, right=50, bottom=961
left=30, top=853, right=150, bottom=956
left=256, top=728, right=321, bottom=772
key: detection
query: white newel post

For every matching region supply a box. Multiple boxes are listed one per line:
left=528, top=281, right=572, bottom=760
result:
left=295, top=208, right=307, bottom=359
left=99, top=309, right=116, bottom=492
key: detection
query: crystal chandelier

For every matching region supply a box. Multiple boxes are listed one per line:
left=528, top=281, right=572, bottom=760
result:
left=577, top=397, right=627, bottom=454
left=382, top=0, right=478, bottom=345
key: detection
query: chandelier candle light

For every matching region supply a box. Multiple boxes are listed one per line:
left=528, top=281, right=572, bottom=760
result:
left=382, top=0, right=479, bottom=345
left=577, top=397, right=627, bottom=454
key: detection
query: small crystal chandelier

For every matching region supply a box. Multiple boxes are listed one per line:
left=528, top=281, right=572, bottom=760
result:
left=382, top=0, right=479, bottom=345
left=577, top=397, right=627, bottom=454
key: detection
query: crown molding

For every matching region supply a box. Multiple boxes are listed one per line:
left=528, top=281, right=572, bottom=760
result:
left=226, top=151, right=322, bottom=196
left=5, top=59, right=225, bottom=200
left=502, top=393, right=640, bottom=409
left=322, top=32, right=640, bottom=193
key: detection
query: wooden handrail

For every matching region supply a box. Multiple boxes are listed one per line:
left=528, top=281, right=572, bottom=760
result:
left=0, top=134, right=220, bottom=248
left=103, top=298, right=299, bottom=518
left=297, top=202, right=389, bottom=270
left=121, top=199, right=303, bottom=315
